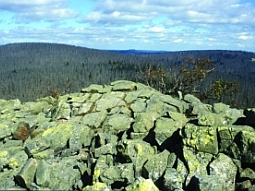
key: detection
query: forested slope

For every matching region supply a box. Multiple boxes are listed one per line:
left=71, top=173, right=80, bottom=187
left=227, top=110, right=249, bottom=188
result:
left=0, top=42, right=254, bottom=108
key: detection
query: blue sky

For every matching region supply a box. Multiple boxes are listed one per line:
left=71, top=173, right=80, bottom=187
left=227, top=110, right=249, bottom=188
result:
left=0, top=0, right=254, bottom=51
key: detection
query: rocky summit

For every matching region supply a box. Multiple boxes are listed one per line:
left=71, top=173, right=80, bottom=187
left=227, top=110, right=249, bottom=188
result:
left=0, top=80, right=255, bottom=191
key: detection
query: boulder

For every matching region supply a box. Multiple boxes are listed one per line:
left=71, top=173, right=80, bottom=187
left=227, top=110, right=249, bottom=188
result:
left=82, top=182, right=111, bottom=191
left=126, top=177, right=159, bottom=191
left=0, top=80, right=255, bottom=190
left=143, top=150, right=170, bottom=181
left=117, top=139, right=156, bottom=176
left=181, top=123, right=218, bottom=155
left=15, top=158, right=38, bottom=189
left=209, top=153, right=237, bottom=191
left=163, top=168, right=184, bottom=191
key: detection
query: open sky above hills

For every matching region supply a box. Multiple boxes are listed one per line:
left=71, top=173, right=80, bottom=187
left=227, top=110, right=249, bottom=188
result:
left=0, top=0, right=254, bottom=51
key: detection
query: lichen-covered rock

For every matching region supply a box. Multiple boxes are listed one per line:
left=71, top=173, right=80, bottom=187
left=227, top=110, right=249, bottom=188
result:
left=217, top=125, right=254, bottom=152
left=48, top=99, right=71, bottom=120
left=143, top=150, right=170, bottom=181
left=35, top=159, right=51, bottom=188
left=117, top=139, right=156, bottom=176
left=81, top=110, right=107, bottom=129
left=184, top=94, right=211, bottom=115
left=222, top=127, right=255, bottom=163
left=15, top=158, right=38, bottom=189
left=0, top=80, right=255, bottom=190
left=0, top=122, right=13, bottom=140
left=163, top=168, right=184, bottom=191
left=28, top=122, right=94, bottom=155
left=111, top=80, right=138, bottom=91
left=82, top=182, right=111, bottom=191
left=146, top=94, right=188, bottom=114
left=191, top=174, right=225, bottom=191
left=99, top=163, right=134, bottom=186
left=209, top=153, right=237, bottom=191
left=240, top=168, right=255, bottom=181
left=198, top=112, right=225, bottom=126
left=154, top=114, right=186, bottom=146
left=81, top=84, right=107, bottom=93
left=126, top=177, right=159, bottom=191
left=175, top=158, right=188, bottom=186
left=0, top=146, right=28, bottom=171
left=102, top=113, right=133, bottom=133
left=181, top=123, right=218, bottom=154
left=236, top=180, right=254, bottom=191
left=0, top=170, right=24, bottom=190
left=130, top=98, right=147, bottom=113
left=45, top=157, right=81, bottom=190
left=133, top=112, right=159, bottom=134
left=93, top=154, right=114, bottom=183
left=95, top=92, right=126, bottom=111
left=183, top=146, right=213, bottom=187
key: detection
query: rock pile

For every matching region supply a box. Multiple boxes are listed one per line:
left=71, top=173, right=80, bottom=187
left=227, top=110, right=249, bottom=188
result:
left=0, top=80, right=255, bottom=190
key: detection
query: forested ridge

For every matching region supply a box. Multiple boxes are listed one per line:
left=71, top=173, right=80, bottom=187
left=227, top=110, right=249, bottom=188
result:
left=0, top=42, right=255, bottom=108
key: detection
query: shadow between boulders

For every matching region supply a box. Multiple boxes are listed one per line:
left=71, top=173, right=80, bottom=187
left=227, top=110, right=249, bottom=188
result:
left=160, top=130, right=183, bottom=153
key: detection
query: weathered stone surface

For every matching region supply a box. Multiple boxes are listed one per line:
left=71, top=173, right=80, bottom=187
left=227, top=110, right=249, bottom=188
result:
left=143, top=150, right=169, bottom=181
left=0, top=80, right=255, bottom=190
left=99, top=163, right=134, bottom=185
left=15, top=158, right=38, bottom=189
left=146, top=94, right=188, bottom=114
left=133, top=112, right=159, bottom=133
left=111, top=80, right=137, bottom=91
left=48, top=99, right=71, bottom=120
left=0, top=122, right=13, bottom=140
left=0, top=146, right=28, bottom=171
left=217, top=125, right=254, bottom=152
left=93, top=154, right=114, bottom=183
left=181, top=123, right=218, bottom=154
left=198, top=112, right=226, bottom=126
left=212, top=103, right=244, bottom=125
left=240, top=168, right=255, bottom=180
left=236, top=180, right=253, bottom=191
left=82, top=110, right=107, bottom=128
left=223, top=127, right=255, bottom=163
left=183, top=146, right=213, bottom=187
left=192, top=174, right=224, bottom=191
left=184, top=94, right=211, bottom=115
left=35, top=159, right=51, bottom=187
left=95, top=93, right=126, bottom=111
left=126, top=177, right=159, bottom=191
left=130, top=98, right=147, bottom=113
left=82, top=182, right=111, bottom=191
left=117, top=139, right=156, bottom=176
left=209, top=153, right=237, bottom=191
left=154, top=116, right=185, bottom=145
left=81, top=84, right=107, bottom=93
left=163, top=168, right=184, bottom=191
left=102, top=113, right=133, bottom=132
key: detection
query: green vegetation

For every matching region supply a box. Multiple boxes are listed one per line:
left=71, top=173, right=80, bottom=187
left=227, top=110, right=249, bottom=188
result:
left=0, top=42, right=255, bottom=108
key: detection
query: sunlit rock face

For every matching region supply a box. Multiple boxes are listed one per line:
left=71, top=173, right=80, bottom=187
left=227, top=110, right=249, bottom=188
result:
left=0, top=80, right=254, bottom=191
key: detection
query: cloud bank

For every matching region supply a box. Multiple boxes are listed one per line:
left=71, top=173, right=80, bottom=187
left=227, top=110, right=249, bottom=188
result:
left=0, top=0, right=254, bottom=51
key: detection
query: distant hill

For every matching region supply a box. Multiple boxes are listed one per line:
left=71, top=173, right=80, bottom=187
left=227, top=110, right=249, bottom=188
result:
left=107, top=49, right=170, bottom=55
left=0, top=42, right=255, bottom=108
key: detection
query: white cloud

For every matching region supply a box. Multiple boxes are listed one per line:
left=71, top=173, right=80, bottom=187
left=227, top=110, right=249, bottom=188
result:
left=0, top=0, right=79, bottom=22
left=148, top=26, right=165, bottom=33
left=173, top=39, right=183, bottom=43
left=238, top=34, right=253, bottom=40
left=0, top=0, right=255, bottom=51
